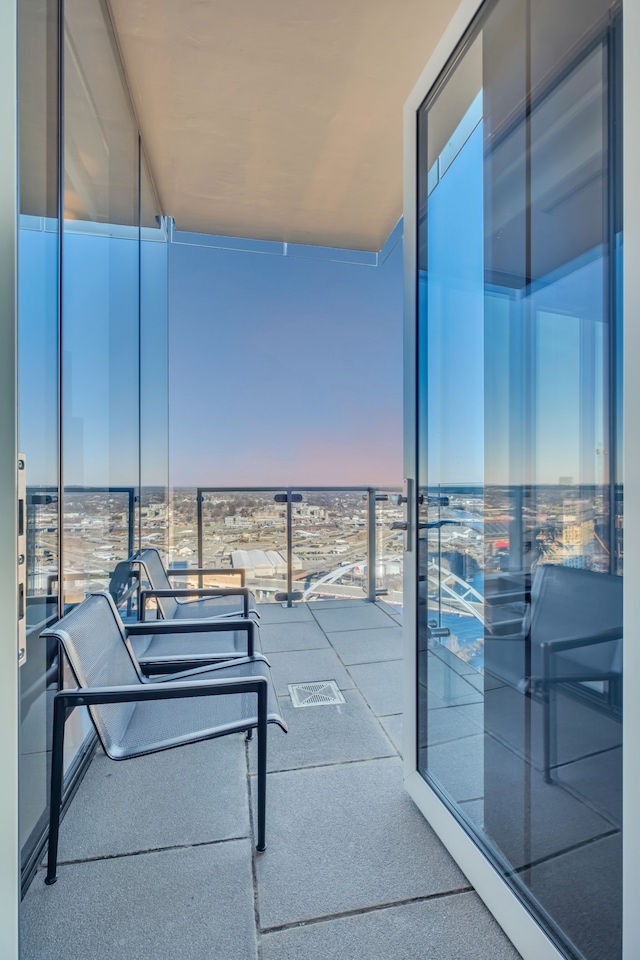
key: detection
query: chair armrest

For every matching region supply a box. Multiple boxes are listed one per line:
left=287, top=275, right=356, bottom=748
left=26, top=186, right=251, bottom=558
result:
left=140, top=586, right=250, bottom=619
left=126, top=617, right=255, bottom=634
left=54, top=673, right=268, bottom=710
left=126, top=616, right=258, bottom=656
left=541, top=626, right=622, bottom=655
left=167, top=567, right=246, bottom=587
left=537, top=626, right=622, bottom=689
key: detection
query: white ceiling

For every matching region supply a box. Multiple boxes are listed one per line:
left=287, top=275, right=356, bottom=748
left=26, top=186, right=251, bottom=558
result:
left=108, top=0, right=458, bottom=250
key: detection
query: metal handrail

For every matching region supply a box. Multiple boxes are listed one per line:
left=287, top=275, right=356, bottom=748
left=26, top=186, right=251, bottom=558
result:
left=196, top=485, right=402, bottom=605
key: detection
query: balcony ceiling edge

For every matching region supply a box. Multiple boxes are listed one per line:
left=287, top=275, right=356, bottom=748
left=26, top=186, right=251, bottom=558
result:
left=106, top=0, right=457, bottom=251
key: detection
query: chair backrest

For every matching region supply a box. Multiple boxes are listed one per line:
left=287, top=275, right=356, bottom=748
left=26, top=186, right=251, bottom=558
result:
left=528, top=564, right=623, bottom=676
left=42, top=593, right=140, bottom=754
left=135, top=548, right=178, bottom=619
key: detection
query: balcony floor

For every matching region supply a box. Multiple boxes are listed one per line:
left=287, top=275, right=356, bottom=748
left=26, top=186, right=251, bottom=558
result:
left=21, top=600, right=521, bottom=960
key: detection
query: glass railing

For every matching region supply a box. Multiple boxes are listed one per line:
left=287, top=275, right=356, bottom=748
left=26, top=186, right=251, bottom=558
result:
left=167, top=486, right=403, bottom=607
left=31, top=483, right=405, bottom=611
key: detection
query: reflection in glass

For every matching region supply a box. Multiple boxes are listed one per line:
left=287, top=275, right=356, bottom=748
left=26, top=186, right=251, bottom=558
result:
left=416, top=2, right=622, bottom=958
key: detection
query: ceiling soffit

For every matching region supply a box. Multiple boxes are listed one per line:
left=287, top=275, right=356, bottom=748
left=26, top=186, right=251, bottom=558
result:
left=107, top=0, right=457, bottom=250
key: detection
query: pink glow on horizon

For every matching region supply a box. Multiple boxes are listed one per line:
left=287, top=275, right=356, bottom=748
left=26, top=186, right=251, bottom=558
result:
left=169, top=419, right=403, bottom=488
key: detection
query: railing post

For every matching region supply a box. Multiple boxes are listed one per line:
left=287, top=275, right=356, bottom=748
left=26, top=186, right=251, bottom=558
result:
left=367, top=488, right=376, bottom=602
left=127, top=489, right=135, bottom=559
left=197, top=488, right=204, bottom=585
left=286, top=489, right=293, bottom=607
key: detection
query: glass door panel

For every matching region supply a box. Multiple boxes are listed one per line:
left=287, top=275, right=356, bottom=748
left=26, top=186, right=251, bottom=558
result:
left=415, top=2, right=622, bottom=957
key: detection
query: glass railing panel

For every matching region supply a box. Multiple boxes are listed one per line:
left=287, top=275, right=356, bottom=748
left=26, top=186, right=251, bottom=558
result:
left=140, top=487, right=170, bottom=557
left=291, top=490, right=368, bottom=603
left=197, top=489, right=287, bottom=601
left=169, top=487, right=199, bottom=562
left=374, top=488, right=403, bottom=612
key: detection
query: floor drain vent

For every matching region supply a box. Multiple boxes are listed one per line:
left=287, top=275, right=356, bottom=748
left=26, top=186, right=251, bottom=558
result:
left=288, top=680, right=346, bottom=708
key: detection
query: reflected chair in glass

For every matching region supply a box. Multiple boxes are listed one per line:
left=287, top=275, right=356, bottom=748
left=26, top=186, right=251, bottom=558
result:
left=41, top=592, right=287, bottom=885
left=484, top=563, right=622, bottom=783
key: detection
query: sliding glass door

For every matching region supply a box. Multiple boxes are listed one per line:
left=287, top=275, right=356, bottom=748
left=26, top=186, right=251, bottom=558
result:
left=414, top=2, right=622, bottom=958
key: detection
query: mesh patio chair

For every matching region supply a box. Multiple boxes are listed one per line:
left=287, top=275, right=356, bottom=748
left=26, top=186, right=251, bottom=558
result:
left=131, top=547, right=259, bottom=622
left=41, top=592, right=287, bottom=885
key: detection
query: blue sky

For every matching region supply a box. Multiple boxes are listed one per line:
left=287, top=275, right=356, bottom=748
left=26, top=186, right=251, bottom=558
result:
left=168, top=236, right=403, bottom=487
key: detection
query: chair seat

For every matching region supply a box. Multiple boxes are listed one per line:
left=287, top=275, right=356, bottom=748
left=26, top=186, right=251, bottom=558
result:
left=173, top=594, right=258, bottom=619
left=129, top=627, right=257, bottom=664
left=109, top=660, right=285, bottom=759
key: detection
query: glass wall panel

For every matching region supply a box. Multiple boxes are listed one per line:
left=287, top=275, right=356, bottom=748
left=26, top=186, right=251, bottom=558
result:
left=61, top=0, right=141, bottom=754
left=416, top=2, right=622, bottom=958
left=18, top=0, right=60, bottom=868
left=63, top=0, right=140, bottom=596
left=17, top=0, right=167, bottom=888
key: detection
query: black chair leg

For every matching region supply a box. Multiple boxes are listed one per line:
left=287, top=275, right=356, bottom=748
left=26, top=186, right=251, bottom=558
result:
left=256, top=688, right=267, bottom=852
left=45, top=698, right=66, bottom=885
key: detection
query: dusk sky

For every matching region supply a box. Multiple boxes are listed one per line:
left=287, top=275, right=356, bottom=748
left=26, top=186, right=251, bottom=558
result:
left=168, top=234, right=404, bottom=488
left=19, top=117, right=603, bottom=493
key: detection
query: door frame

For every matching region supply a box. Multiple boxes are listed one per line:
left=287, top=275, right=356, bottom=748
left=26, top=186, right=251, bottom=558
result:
left=0, top=0, right=19, bottom=955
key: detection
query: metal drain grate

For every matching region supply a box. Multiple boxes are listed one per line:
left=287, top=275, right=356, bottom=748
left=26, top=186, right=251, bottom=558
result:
left=288, top=680, right=346, bottom=708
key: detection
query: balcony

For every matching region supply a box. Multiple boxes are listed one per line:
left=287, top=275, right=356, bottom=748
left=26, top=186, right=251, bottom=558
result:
left=20, top=596, right=521, bottom=960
